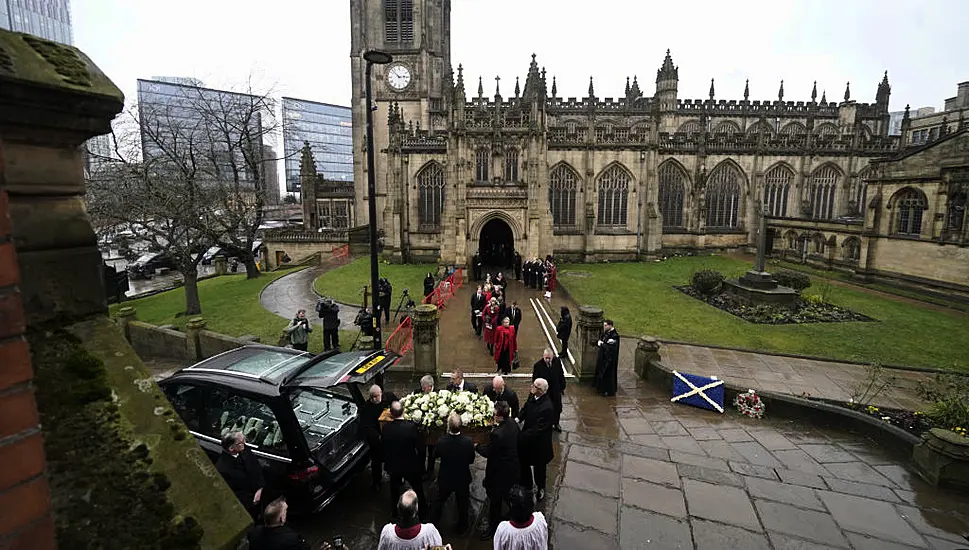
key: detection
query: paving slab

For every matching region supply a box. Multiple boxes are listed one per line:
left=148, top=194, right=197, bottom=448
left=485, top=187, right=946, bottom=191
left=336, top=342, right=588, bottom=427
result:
left=817, top=491, right=926, bottom=547
left=553, top=487, right=618, bottom=533
left=743, top=476, right=825, bottom=511
left=683, top=479, right=760, bottom=530
left=622, top=455, right=680, bottom=487
left=562, top=461, right=620, bottom=498
left=755, top=500, right=850, bottom=547
left=692, top=519, right=771, bottom=550
left=621, top=478, right=687, bottom=518
left=619, top=507, right=692, bottom=550
left=567, top=443, right=622, bottom=471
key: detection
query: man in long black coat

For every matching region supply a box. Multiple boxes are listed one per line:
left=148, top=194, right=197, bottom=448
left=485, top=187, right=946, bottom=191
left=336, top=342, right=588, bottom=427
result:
left=430, top=412, right=475, bottom=534
left=382, top=401, right=426, bottom=519
left=532, top=350, right=566, bottom=432
left=475, top=401, right=520, bottom=539
left=514, top=252, right=522, bottom=281
left=358, top=384, right=397, bottom=490
left=556, top=306, right=573, bottom=360
left=506, top=301, right=523, bottom=341
left=470, top=286, right=486, bottom=337
left=483, top=375, right=520, bottom=418
left=215, top=431, right=265, bottom=519
left=518, top=378, right=555, bottom=501
left=595, top=319, right=620, bottom=396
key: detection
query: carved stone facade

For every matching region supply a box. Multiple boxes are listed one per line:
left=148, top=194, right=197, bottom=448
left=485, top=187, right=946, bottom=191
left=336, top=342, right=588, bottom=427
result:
left=347, top=1, right=967, bottom=295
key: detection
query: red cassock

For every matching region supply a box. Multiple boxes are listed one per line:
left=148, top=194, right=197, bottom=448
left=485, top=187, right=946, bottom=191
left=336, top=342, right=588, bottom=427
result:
left=481, top=306, right=500, bottom=345
left=549, top=266, right=557, bottom=291
left=492, top=325, right=518, bottom=363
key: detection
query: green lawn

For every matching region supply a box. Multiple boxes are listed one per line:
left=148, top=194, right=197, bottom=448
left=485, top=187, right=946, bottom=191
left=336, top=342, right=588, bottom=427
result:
left=314, top=257, right=437, bottom=305
left=110, top=269, right=354, bottom=355
left=559, top=256, right=969, bottom=372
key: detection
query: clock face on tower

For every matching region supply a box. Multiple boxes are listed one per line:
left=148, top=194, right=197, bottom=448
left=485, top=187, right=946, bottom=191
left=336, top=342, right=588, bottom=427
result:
left=387, top=64, right=412, bottom=91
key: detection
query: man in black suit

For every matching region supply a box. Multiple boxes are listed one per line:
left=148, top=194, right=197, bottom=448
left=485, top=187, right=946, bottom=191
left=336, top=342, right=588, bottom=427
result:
left=215, top=431, right=265, bottom=519
left=447, top=368, right=478, bottom=394
left=430, top=412, right=475, bottom=534
left=532, top=349, right=566, bottom=432
left=475, top=401, right=520, bottom=540
left=381, top=401, right=426, bottom=519
left=483, top=375, right=520, bottom=418
left=518, top=378, right=555, bottom=501
left=246, top=497, right=310, bottom=550
left=514, top=252, right=522, bottom=281
left=506, top=300, right=523, bottom=341
left=470, top=286, right=486, bottom=337
left=358, top=384, right=397, bottom=490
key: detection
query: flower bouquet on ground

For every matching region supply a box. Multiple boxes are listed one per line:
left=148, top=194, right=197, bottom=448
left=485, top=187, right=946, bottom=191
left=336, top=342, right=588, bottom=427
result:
left=734, top=389, right=766, bottom=419
left=380, top=389, right=495, bottom=444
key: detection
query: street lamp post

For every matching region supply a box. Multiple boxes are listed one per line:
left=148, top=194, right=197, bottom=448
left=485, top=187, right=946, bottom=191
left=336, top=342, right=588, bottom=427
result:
left=363, top=50, right=393, bottom=350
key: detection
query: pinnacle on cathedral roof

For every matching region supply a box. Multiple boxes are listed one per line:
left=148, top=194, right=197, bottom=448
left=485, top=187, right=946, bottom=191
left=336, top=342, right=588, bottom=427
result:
left=495, top=75, right=501, bottom=98
left=551, top=76, right=557, bottom=98
left=630, top=75, right=641, bottom=99
left=876, top=71, right=891, bottom=104
left=299, top=141, right=315, bottom=176
left=709, top=78, right=715, bottom=100
left=778, top=80, right=784, bottom=102
left=844, top=81, right=851, bottom=102
left=626, top=76, right=631, bottom=96
left=477, top=76, right=484, bottom=97
left=821, top=89, right=827, bottom=103
left=522, top=53, right=544, bottom=101
left=588, top=76, right=595, bottom=98
left=656, top=49, right=678, bottom=83
left=744, top=79, right=749, bottom=101
left=811, top=80, right=817, bottom=102
left=515, top=76, right=520, bottom=98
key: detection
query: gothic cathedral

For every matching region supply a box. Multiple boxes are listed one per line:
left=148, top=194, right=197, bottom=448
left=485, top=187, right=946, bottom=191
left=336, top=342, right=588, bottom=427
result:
left=348, top=0, right=900, bottom=267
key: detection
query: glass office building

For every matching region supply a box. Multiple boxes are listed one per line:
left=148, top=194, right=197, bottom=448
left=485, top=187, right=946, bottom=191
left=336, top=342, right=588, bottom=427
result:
left=281, top=98, right=352, bottom=193
left=0, top=0, right=74, bottom=45
left=137, top=78, right=267, bottom=185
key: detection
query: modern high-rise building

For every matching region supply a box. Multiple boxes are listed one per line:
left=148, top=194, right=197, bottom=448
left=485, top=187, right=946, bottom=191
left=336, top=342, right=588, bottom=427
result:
left=137, top=78, right=272, bottom=199
left=0, top=0, right=73, bottom=44
left=281, top=98, right=352, bottom=193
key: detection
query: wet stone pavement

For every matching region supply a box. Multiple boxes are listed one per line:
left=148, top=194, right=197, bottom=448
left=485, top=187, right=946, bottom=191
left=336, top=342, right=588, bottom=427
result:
left=289, top=372, right=969, bottom=549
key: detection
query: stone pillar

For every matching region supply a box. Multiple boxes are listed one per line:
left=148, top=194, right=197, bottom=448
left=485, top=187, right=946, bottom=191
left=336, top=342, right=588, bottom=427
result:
left=574, top=306, right=604, bottom=380
left=411, top=304, right=440, bottom=378
left=214, top=255, right=227, bottom=276
left=116, top=306, right=137, bottom=341
left=186, top=317, right=207, bottom=361
left=634, top=336, right=661, bottom=379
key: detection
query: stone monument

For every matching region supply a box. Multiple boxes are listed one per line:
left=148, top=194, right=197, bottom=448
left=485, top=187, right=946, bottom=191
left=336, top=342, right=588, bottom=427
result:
left=722, top=205, right=798, bottom=308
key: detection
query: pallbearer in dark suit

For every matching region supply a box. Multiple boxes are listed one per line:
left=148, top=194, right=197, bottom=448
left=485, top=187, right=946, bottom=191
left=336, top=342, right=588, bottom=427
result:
left=215, top=431, right=265, bottom=519
left=483, top=375, right=520, bottom=418
left=518, top=378, right=555, bottom=501
left=382, top=401, right=427, bottom=520
left=430, top=412, right=475, bottom=534
left=507, top=301, right=523, bottom=341
left=475, top=401, right=520, bottom=540
left=532, top=349, right=566, bottom=432
left=447, top=368, right=478, bottom=394
left=595, top=319, right=621, bottom=397
left=556, top=306, right=573, bottom=360
left=358, top=384, right=398, bottom=490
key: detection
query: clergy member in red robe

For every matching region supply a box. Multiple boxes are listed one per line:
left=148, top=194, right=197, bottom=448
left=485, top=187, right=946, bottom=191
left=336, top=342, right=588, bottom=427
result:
left=493, top=317, right=518, bottom=375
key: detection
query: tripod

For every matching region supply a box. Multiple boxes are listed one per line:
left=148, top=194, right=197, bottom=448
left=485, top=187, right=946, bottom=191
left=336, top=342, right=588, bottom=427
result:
left=393, top=290, right=415, bottom=323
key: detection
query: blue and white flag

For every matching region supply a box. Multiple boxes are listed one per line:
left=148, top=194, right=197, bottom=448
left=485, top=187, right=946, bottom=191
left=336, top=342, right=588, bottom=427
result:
left=671, top=370, right=725, bottom=414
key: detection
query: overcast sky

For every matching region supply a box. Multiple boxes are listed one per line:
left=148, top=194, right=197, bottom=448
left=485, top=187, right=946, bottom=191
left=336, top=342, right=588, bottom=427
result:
left=74, top=0, right=965, bottom=114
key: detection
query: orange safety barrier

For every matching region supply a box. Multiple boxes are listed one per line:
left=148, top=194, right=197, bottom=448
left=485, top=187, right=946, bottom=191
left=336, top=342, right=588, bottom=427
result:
left=385, top=315, right=413, bottom=355
left=421, top=267, right=464, bottom=310
left=331, top=244, right=350, bottom=261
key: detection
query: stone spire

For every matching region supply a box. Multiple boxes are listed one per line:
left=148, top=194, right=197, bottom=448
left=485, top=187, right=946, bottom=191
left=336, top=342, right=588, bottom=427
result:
left=876, top=71, right=891, bottom=107
left=811, top=80, right=817, bottom=102
left=778, top=80, right=784, bottom=102
left=588, top=76, right=595, bottom=98
left=551, top=76, right=557, bottom=98
left=626, top=76, right=631, bottom=96
left=521, top=53, right=544, bottom=102
left=495, top=75, right=501, bottom=99
left=656, top=49, right=678, bottom=83
left=454, top=64, right=465, bottom=98
left=844, top=81, right=851, bottom=102
left=515, top=76, right=520, bottom=98
left=477, top=76, right=483, bottom=99
left=540, top=66, right=548, bottom=97
left=709, top=78, right=715, bottom=100
left=299, top=141, right=315, bottom=178
left=821, top=90, right=827, bottom=103
left=743, top=79, right=750, bottom=101
left=630, top=75, right=641, bottom=98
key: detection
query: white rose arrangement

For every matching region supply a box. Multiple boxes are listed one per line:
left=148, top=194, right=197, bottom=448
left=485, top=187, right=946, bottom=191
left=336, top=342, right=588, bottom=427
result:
left=399, top=389, right=496, bottom=430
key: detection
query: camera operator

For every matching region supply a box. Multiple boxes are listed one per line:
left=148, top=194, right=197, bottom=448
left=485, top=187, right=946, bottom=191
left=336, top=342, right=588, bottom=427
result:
left=355, top=307, right=375, bottom=338
left=283, top=309, right=312, bottom=352
left=377, top=278, right=393, bottom=326
left=316, top=297, right=342, bottom=352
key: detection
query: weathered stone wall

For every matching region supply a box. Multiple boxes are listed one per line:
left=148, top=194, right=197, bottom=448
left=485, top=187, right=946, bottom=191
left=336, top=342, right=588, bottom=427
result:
left=263, top=238, right=341, bottom=269
left=128, top=321, right=191, bottom=362
left=198, top=329, right=252, bottom=360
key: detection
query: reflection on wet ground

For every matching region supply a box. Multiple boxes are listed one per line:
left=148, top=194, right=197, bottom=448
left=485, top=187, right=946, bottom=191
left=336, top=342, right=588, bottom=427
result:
left=290, top=374, right=969, bottom=550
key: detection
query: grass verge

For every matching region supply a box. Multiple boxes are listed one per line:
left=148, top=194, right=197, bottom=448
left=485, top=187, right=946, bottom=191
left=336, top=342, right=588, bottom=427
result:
left=314, top=257, right=436, bottom=305
left=559, top=256, right=969, bottom=372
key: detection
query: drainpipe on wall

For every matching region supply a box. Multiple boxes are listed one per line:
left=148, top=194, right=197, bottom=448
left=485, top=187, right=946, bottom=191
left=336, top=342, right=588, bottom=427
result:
left=636, top=198, right=643, bottom=256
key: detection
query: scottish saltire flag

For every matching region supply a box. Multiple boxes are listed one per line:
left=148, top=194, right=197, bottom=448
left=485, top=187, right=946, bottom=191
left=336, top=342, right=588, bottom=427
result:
left=671, top=370, right=725, bottom=413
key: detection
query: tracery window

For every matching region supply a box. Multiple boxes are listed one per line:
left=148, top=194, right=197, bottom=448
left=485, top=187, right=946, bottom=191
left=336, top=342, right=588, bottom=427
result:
left=704, top=163, right=742, bottom=229
left=786, top=231, right=798, bottom=249
left=893, top=188, right=927, bottom=236
left=781, top=122, right=806, bottom=136
left=384, top=0, right=414, bottom=44
left=712, top=121, right=740, bottom=135
left=815, top=123, right=838, bottom=138
left=549, top=164, right=577, bottom=228
left=658, top=162, right=685, bottom=228
left=417, top=162, right=445, bottom=229
left=597, top=164, right=630, bottom=227
left=812, top=234, right=826, bottom=254
left=763, top=164, right=793, bottom=217
left=504, top=149, right=519, bottom=182
left=566, top=121, right=578, bottom=134
left=810, top=166, right=839, bottom=220
left=678, top=120, right=702, bottom=135
left=475, top=148, right=489, bottom=182
left=843, top=237, right=861, bottom=261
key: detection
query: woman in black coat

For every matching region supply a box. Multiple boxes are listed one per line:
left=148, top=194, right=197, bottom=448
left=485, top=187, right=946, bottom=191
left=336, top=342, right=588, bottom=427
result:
left=423, top=272, right=435, bottom=298
left=556, top=307, right=572, bottom=359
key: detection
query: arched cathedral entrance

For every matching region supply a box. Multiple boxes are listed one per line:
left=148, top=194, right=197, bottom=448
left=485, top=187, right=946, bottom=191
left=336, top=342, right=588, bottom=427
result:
left=479, top=218, right=514, bottom=268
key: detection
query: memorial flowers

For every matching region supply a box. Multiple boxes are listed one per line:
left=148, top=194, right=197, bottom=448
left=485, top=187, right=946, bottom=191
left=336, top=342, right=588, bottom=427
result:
left=399, top=389, right=495, bottom=430
left=734, top=389, right=766, bottom=419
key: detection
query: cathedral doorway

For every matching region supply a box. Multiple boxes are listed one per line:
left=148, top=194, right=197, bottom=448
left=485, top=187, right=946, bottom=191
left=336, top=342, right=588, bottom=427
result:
left=479, top=218, right=514, bottom=268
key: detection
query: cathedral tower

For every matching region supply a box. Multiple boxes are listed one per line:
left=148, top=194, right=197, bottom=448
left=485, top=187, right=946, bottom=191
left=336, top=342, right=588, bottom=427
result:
left=349, top=0, right=452, bottom=227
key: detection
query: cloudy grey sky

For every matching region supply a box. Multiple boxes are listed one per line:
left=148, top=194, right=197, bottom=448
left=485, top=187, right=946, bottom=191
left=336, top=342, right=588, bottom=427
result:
left=74, top=0, right=965, bottom=113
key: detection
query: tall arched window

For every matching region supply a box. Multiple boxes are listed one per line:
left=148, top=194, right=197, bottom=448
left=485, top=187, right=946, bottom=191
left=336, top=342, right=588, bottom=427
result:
left=384, top=0, right=414, bottom=44
left=417, top=163, right=445, bottom=229
left=504, top=149, right=519, bottom=182
left=843, top=237, right=861, bottom=261
left=658, top=162, right=685, bottom=228
left=785, top=231, right=799, bottom=249
left=677, top=120, right=702, bottom=135
left=597, top=164, right=630, bottom=227
left=549, top=164, right=577, bottom=228
left=712, top=121, right=740, bottom=135
left=705, top=163, right=742, bottom=228
left=475, top=148, right=489, bottom=182
left=811, top=234, right=826, bottom=254
left=764, top=164, right=793, bottom=217
left=810, top=165, right=840, bottom=220
left=815, top=123, right=838, bottom=138
left=781, top=122, right=807, bottom=136
left=893, top=188, right=927, bottom=236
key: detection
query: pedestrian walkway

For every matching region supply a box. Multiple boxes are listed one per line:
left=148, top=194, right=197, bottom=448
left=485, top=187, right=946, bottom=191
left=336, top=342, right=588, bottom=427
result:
left=259, top=264, right=358, bottom=327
